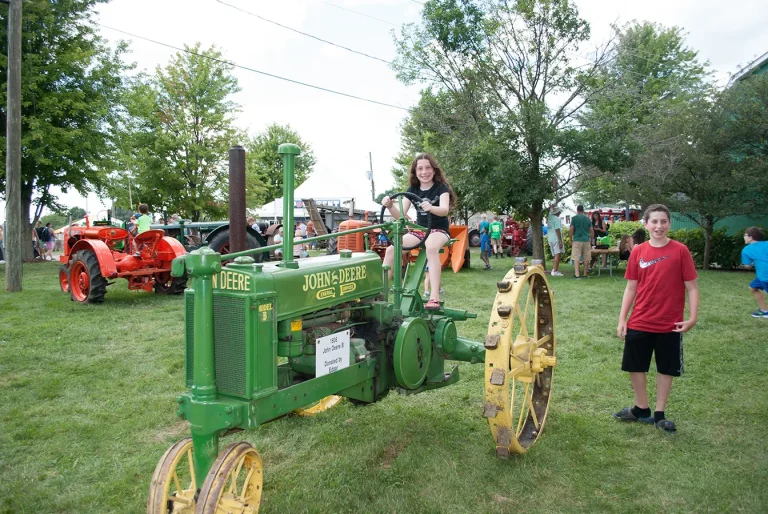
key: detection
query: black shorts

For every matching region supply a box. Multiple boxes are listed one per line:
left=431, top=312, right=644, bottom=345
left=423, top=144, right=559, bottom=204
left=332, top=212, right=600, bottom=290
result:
left=621, top=329, right=683, bottom=377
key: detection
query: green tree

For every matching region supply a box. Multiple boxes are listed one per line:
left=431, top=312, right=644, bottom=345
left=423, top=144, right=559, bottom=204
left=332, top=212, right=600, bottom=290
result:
left=637, top=75, right=768, bottom=268
left=578, top=22, right=709, bottom=207
left=244, top=123, right=316, bottom=207
left=393, top=0, right=613, bottom=259
left=0, top=0, right=129, bottom=259
left=110, top=44, right=240, bottom=221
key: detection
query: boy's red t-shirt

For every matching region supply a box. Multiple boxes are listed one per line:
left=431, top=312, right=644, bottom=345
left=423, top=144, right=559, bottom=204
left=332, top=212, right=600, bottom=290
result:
left=625, top=239, right=698, bottom=333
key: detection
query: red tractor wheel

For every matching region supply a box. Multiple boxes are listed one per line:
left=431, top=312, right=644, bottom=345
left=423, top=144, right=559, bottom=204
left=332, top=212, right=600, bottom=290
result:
left=153, top=271, right=187, bottom=295
left=69, top=250, right=108, bottom=303
left=59, top=265, right=70, bottom=293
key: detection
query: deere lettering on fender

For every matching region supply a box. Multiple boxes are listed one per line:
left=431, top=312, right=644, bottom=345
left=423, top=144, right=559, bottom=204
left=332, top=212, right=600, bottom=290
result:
left=147, top=143, right=558, bottom=513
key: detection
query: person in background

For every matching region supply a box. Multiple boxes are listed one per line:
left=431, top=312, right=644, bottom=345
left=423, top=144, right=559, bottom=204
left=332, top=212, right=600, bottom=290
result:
left=569, top=205, right=593, bottom=278
left=489, top=215, right=503, bottom=258
left=43, top=222, right=55, bottom=260
left=619, top=229, right=647, bottom=261
left=741, top=226, right=768, bottom=318
left=589, top=211, right=607, bottom=271
left=298, top=220, right=307, bottom=238
left=273, top=227, right=284, bottom=258
left=547, top=205, right=564, bottom=276
left=136, top=204, right=152, bottom=234
left=0, top=223, right=5, bottom=263
left=293, top=229, right=306, bottom=258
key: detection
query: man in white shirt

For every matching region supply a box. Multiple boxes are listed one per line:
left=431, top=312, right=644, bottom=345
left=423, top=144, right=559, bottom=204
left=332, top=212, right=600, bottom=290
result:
left=547, top=205, right=564, bottom=276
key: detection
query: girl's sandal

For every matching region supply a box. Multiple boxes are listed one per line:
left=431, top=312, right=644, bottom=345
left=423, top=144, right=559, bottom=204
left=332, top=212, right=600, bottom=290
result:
left=424, top=298, right=441, bottom=310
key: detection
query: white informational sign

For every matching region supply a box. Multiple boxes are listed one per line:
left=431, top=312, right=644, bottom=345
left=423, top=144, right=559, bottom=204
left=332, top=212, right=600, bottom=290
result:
left=316, top=330, right=351, bottom=378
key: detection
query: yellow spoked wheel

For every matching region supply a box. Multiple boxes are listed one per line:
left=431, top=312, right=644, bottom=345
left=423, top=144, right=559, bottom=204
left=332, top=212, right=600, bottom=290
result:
left=484, top=264, right=557, bottom=457
left=293, top=395, right=343, bottom=416
left=147, top=438, right=197, bottom=514
left=197, top=442, right=263, bottom=514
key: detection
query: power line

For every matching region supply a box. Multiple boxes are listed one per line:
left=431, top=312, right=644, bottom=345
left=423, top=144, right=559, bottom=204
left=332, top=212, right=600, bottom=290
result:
left=410, top=0, right=425, bottom=5
left=98, top=24, right=408, bottom=111
left=214, top=0, right=392, bottom=65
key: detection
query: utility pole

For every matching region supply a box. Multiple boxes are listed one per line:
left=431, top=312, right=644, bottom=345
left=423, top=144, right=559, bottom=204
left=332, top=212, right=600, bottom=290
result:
left=368, top=152, right=375, bottom=202
left=4, top=0, right=23, bottom=292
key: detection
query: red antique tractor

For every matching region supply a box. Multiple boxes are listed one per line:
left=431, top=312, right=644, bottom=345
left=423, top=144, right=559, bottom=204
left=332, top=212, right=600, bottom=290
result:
left=501, top=218, right=529, bottom=257
left=59, top=219, right=187, bottom=303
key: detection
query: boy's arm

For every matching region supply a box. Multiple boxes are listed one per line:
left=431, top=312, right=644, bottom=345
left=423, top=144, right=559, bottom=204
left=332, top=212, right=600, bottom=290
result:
left=617, top=279, right=638, bottom=340
left=674, top=279, right=699, bottom=333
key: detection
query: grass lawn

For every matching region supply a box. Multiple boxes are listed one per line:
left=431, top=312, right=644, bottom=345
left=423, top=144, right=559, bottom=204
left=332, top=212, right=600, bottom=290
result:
left=1, top=249, right=767, bottom=513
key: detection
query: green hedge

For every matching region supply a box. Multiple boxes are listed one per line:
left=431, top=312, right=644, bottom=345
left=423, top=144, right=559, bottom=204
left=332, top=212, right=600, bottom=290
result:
left=545, top=221, right=763, bottom=269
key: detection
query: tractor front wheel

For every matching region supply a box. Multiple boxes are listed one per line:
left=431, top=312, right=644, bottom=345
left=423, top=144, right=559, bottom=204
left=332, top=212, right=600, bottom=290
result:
left=153, top=271, right=188, bottom=295
left=197, top=442, right=263, bottom=514
left=484, top=264, right=556, bottom=457
left=69, top=250, right=108, bottom=303
left=147, top=438, right=197, bottom=514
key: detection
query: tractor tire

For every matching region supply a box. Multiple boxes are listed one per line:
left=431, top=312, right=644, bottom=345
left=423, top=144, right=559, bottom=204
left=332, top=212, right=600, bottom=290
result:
left=525, top=227, right=533, bottom=256
left=68, top=249, right=108, bottom=303
left=207, top=229, right=265, bottom=263
left=327, top=230, right=338, bottom=255
left=463, top=248, right=471, bottom=269
left=59, top=265, right=70, bottom=293
left=468, top=229, right=481, bottom=247
left=153, top=273, right=188, bottom=295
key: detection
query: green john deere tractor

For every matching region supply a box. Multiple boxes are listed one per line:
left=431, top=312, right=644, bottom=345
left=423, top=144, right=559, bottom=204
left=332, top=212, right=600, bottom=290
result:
left=147, top=144, right=557, bottom=513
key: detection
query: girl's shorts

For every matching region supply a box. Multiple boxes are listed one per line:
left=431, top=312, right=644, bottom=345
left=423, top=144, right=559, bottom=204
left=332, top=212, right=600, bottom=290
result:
left=409, top=229, right=450, bottom=240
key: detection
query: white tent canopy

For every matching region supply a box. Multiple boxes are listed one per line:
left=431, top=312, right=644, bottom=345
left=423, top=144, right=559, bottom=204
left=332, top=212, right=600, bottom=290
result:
left=252, top=171, right=384, bottom=220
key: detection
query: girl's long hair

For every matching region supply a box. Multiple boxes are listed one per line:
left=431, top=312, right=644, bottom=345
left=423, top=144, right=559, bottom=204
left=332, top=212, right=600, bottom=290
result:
left=409, top=153, right=456, bottom=209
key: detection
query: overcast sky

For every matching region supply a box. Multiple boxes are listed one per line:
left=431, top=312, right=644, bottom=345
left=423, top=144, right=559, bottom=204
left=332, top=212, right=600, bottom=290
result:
left=3, top=0, right=768, bottom=221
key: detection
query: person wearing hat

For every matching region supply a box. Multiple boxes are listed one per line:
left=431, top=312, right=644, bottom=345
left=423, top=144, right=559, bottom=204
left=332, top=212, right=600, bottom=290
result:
left=547, top=204, right=564, bottom=276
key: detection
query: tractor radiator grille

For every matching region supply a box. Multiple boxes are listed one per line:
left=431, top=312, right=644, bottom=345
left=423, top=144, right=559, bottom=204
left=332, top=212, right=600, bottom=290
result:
left=338, top=232, right=364, bottom=252
left=213, top=295, right=247, bottom=397
left=184, top=293, right=248, bottom=398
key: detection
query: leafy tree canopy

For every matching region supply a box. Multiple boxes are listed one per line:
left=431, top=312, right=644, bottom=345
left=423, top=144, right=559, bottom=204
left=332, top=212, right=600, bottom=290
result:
left=107, top=44, right=240, bottom=221
left=0, top=0, right=129, bottom=257
left=244, top=123, right=316, bottom=207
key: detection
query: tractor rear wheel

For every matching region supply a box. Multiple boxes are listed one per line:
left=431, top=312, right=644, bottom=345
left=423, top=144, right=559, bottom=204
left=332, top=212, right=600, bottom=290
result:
left=468, top=229, right=481, bottom=247
left=153, top=272, right=187, bottom=295
left=197, top=442, right=263, bottom=514
left=59, top=265, right=70, bottom=293
left=69, top=250, right=108, bottom=303
left=484, top=264, right=556, bottom=457
left=147, top=438, right=197, bottom=514
left=326, top=229, right=338, bottom=255
left=207, top=229, right=265, bottom=263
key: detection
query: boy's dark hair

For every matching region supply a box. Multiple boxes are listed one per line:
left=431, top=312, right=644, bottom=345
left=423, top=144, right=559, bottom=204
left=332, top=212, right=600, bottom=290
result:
left=632, top=229, right=646, bottom=245
left=138, top=203, right=149, bottom=214
left=642, top=204, right=670, bottom=222
left=576, top=205, right=584, bottom=213
left=745, top=226, right=766, bottom=241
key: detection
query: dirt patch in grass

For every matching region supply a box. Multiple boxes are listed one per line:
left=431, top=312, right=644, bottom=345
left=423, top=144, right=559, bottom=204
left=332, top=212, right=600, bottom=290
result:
left=380, top=438, right=409, bottom=469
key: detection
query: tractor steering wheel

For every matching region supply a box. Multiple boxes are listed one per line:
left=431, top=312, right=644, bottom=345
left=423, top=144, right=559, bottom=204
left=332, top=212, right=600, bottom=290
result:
left=380, top=191, right=433, bottom=251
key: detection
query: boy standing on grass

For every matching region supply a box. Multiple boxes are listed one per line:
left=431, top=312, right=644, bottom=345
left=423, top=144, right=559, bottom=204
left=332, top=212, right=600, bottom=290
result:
left=741, top=226, right=768, bottom=318
left=615, top=204, right=699, bottom=433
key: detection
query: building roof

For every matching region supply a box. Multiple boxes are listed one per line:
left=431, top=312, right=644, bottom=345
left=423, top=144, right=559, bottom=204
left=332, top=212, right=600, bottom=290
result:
left=727, top=50, right=768, bottom=87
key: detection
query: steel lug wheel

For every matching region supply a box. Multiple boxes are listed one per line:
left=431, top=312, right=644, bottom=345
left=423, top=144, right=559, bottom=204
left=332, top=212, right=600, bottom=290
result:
left=147, top=438, right=197, bottom=513
left=197, top=442, right=263, bottom=514
left=484, top=264, right=556, bottom=457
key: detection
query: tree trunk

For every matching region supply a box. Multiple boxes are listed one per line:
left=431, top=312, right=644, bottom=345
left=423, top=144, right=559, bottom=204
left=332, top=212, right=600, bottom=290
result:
left=530, top=207, right=545, bottom=264
left=702, top=215, right=713, bottom=270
